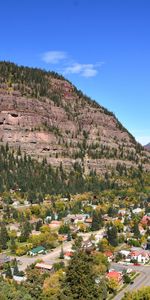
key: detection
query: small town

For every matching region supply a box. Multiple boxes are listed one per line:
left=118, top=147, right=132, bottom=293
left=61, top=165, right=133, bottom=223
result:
left=1, top=191, right=150, bottom=299
left=0, top=0, right=150, bottom=299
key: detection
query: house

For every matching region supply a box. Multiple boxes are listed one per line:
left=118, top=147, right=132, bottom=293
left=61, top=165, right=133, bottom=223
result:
left=107, top=271, right=122, bottom=283
left=58, top=234, right=68, bottom=242
left=85, top=218, right=92, bottom=225
left=45, top=216, right=52, bottom=223
left=118, top=209, right=127, bottom=217
left=104, top=251, right=114, bottom=262
left=64, top=251, right=74, bottom=260
left=141, top=215, right=150, bottom=226
left=119, top=250, right=130, bottom=259
left=138, top=225, right=146, bottom=235
left=28, top=246, right=46, bottom=256
left=35, top=262, right=53, bottom=273
left=13, top=275, right=27, bottom=283
left=132, top=208, right=143, bottom=215
left=130, top=250, right=149, bottom=264
left=49, top=220, right=61, bottom=229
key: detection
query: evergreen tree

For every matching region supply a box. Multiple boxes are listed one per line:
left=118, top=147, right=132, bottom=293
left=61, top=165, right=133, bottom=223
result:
left=13, top=259, right=19, bottom=276
left=0, top=223, right=9, bottom=250
left=10, top=236, right=17, bottom=254
left=107, top=223, right=118, bottom=247
left=61, top=250, right=100, bottom=300
left=91, top=210, right=103, bottom=231
left=5, top=263, right=13, bottom=279
left=133, top=222, right=141, bottom=239
left=20, top=220, right=32, bottom=242
left=59, top=244, right=64, bottom=259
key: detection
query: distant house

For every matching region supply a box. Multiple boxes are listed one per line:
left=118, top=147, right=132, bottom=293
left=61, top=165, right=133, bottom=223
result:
left=107, top=271, right=122, bottom=283
left=132, top=208, right=143, bottom=215
left=130, top=250, right=149, bottom=264
left=35, top=262, right=53, bottom=273
left=13, top=275, right=27, bottom=283
left=28, top=246, right=46, bottom=256
left=118, top=209, right=127, bottom=217
left=141, top=215, right=150, bottom=226
left=64, top=214, right=88, bottom=225
left=104, top=251, right=114, bottom=262
left=64, top=251, right=74, bottom=260
left=119, top=250, right=130, bottom=258
left=49, top=220, right=61, bottom=229
left=85, top=218, right=92, bottom=225
left=138, top=225, right=146, bottom=235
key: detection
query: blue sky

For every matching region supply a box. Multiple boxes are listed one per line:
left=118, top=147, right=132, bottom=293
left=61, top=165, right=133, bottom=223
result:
left=0, top=0, right=150, bottom=145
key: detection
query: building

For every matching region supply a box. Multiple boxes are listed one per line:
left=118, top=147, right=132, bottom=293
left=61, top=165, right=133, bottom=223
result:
left=28, top=246, right=46, bottom=256
left=35, top=262, right=53, bottom=273
left=104, top=251, right=114, bottom=262
left=107, top=271, right=122, bottom=283
left=141, top=215, right=150, bottom=226
left=49, top=220, right=61, bottom=229
left=130, top=250, right=149, bottom=264
left=64, top=251, right=74, bottom=260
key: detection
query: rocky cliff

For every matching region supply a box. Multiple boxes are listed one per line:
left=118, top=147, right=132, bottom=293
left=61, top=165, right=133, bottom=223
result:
left=0, top=61, right=149, bottom=174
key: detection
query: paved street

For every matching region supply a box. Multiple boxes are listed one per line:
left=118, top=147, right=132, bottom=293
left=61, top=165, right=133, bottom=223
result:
left=16, top=229, right=104, bottom=271
left=13, top=230, right=150, bottom=300
left=111, top=263, right=150, bottom=300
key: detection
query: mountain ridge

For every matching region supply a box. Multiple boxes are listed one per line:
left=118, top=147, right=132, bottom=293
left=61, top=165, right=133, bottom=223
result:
left=145, top=143, right=150, bottom=150
left=0, top=61, right=150, bottom=174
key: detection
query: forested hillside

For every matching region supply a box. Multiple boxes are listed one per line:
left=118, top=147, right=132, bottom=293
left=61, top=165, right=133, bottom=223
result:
left=0, top=61, right=150, bottom=174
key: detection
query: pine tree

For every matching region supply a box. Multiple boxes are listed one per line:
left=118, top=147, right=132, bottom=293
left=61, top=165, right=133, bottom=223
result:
left=5, top=263, right=13, bottom=279
left=61, top=250, right=100, bottom=300
left=59, top=244, right=64, bottom=259
left=107, top=223, right=118, bottom=247
left=91, top=210, right=103, bottom=231
left=0, top=223, right=9, bottom=250
left=10, top=236, right=17, bottom=254
left=13, top=259, right=19, bottom=276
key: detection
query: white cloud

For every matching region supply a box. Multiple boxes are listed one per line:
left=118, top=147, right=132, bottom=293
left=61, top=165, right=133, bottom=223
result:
left=42, top=51, right=67, bottom=64
left=41, top=50, right=103, bottom=77
left=64, top=63, right=98, bottom=78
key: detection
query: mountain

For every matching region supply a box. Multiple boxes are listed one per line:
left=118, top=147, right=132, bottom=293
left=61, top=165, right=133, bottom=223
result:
left=0, top=61, right=150, bottom=175
left=145, top=143, right=150, bottom=151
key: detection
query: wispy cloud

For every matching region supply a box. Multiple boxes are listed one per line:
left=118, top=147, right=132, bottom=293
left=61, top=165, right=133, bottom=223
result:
left=63, top=63, right=99, bottom=78
left=41, top=51, right=67, bottom=64
left=41, top=50, right=103, bottom=78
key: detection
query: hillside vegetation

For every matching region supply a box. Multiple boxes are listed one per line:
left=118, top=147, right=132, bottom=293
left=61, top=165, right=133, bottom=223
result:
left=0, top=61, right=149, bottom=174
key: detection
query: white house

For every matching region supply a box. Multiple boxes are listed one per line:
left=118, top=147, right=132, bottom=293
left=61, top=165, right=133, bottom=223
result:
left=130, top=250, right=149, bottom=264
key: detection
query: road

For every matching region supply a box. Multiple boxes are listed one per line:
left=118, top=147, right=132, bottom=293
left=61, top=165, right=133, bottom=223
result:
left=111, top=263, right=150, bottom=300
left=16, top=229, right=104, bottom=271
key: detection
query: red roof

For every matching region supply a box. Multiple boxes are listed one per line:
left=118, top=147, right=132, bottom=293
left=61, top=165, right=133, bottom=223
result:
left=64, top=251, right=74, bottom=257
left=131, top=250, right=149, bottom=257
left=107, top=271, right=122, bottom=282
left=141, top=215, right=150, bottom=225
left=85, top=218, right=92, bottom=223
left=104, top=251, right=113, bottom=258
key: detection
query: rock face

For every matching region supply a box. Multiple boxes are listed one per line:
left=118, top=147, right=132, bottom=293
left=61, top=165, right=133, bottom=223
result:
left=0, top=61, right=150, bottom=173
